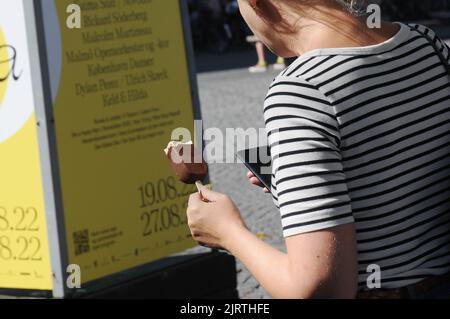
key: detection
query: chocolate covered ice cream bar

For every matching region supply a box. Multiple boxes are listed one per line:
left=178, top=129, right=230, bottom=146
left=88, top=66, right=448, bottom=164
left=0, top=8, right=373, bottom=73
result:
left=164, top=141, right=208, bottom=191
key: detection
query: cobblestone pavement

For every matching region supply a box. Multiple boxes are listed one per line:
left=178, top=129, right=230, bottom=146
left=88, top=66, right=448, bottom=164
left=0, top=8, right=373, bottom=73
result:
left=194, top=67, right=287, bottom=299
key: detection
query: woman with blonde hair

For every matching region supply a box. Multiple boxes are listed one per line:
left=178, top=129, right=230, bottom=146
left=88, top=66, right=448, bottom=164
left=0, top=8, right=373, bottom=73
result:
left=187, top=0, right=450, bottom=299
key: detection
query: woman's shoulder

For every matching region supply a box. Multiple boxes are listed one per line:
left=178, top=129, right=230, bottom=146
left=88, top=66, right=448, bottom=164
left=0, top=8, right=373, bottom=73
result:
left=275, top=22, right=449, bottom=86
left=275, top=55, right=334, bottom=81
left=264, top=74, right=339, bottom=128
left=266, top=73, right=330, bottom=105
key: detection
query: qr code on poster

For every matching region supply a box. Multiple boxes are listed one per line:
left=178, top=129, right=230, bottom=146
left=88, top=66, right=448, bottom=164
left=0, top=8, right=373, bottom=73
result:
left=73, top=229, right=90, bottom=256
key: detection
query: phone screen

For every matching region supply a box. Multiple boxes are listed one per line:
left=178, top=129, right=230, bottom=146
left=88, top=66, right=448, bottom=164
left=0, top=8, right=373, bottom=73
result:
left=237, top=146, right=272, bottom=192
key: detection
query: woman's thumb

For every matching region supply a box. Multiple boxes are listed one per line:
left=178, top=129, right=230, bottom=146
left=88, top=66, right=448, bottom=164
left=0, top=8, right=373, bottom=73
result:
left=199, top=187, right=221, bottom=202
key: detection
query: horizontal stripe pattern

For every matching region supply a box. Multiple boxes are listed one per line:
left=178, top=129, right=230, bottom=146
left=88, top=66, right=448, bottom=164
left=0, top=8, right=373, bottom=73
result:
left=264, top=23, right=450, bottom=290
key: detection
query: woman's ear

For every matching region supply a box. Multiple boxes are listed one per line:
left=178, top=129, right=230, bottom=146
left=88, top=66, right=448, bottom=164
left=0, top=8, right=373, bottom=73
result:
left=249, top=0, right=258, bottom=10
left=256, top=0, right=283, bottom=24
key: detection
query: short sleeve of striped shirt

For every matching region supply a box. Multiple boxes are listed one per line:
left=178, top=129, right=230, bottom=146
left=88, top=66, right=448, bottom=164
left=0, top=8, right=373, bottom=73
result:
left=264, top=76, right=354, bottom=237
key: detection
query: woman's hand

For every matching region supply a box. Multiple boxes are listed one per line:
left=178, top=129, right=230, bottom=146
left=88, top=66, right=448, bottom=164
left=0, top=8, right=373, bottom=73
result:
left=187, top=188, right=247, bottom=250
left=247, top=171, right=270, bottom=193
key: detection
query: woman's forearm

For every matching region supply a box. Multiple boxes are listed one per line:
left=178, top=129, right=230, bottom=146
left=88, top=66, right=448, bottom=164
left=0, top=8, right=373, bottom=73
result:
left=224, top=223, right=358, bottom=299
left=187, top=189, right=356, bottom=298
left=224, top=226, right=304, bottom=298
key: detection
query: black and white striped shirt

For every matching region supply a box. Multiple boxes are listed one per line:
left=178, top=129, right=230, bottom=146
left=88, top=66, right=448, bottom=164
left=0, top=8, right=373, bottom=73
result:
left=264, top=23, right=450, bottom=290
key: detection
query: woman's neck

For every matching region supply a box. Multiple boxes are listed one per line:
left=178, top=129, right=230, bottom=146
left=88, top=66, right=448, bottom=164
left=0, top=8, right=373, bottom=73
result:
left=288, top=10, right=400, bottom=56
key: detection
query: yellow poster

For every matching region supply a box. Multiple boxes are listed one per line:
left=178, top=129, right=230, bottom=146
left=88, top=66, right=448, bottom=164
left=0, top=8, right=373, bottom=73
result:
left=47, top=0, right=198, bottom=284
left=0, top=0, right=52, bottom=290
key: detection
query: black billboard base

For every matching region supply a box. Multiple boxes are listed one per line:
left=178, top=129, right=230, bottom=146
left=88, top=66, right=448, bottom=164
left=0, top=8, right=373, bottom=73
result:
left=82, top=251, right=238, bottom=299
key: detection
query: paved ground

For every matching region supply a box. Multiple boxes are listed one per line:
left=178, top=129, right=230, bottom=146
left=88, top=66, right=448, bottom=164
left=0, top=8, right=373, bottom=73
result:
left=195, top=49, right=279, bottom=73
left=192, top=67, right=286, bottom=299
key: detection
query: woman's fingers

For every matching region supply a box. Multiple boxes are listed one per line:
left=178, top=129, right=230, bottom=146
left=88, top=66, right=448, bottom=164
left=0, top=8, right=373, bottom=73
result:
left=247, top=171, right=255, bottom=179
left=188, top=192, right=203, bottom=206
left=249, top=176, right=262, bottom=186
left=248, top=171, right=270, bottom=193
left=199, top=187, right=223, bottom=202
left=247, top=171, right=262, bottom=185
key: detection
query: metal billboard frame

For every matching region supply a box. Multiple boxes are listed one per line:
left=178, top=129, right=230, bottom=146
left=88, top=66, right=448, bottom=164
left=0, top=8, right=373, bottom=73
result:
left=1, top=0, right=207, bottom=298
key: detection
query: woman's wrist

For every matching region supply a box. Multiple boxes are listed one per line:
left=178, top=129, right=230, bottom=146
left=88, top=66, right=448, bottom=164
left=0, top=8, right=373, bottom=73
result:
left=222, top=221, right=252, bottom=252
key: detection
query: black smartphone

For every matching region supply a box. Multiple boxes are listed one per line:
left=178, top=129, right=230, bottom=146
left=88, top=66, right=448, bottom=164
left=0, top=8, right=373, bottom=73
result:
left=236, top=146, right=272, bottom=193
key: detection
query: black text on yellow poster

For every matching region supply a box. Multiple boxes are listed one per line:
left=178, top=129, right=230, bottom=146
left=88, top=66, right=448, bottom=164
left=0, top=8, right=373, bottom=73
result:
left=46, top=0, right=198, bottom=284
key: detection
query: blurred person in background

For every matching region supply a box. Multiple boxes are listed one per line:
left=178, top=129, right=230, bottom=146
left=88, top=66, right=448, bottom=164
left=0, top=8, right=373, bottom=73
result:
left=225, top=0, right=249, bottom=46
left=189, top=0, right=230, bottom=53
left=246, top=34, right=287, bottom=73
left=187, top=0, right=450, bottom=299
